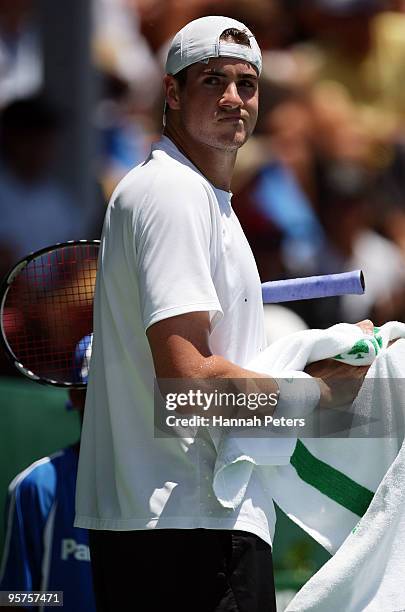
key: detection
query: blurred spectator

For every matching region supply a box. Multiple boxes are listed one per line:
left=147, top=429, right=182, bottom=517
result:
left=231, top=169, right=285, bottom=282
left=208, top=0, right=298, bottom=51
left=93, top=0, right=161, bottom=111
left=0, top=96, right=83, bottom=280
left=314, top=161, right=405, bottom=326
left=232, top=154, right=325, bottom=281
left=310, top=82, right=375, bottom=168
left=136, top=0, right=221, bottom=53
left=371, top=138, right=405, bottom=257
left=308, top=82, right=405, bottom=324
left=291, top=0, right=405, bottom=133
left=261, top=86, right=319, bottom=206
left=94, top=70, right=154, bottom=200
left=233, top=68, right=405, bottom=328
left=0, top=0, right=42, bottom=108
left=233, top=83, right=325, bottom=282
left=92, top=0, right=164, bottom=199
left=391, top=0, right=405, bottom=10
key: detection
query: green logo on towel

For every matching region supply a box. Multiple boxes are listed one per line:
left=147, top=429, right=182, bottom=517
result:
left=335, top=340, right=370, bottom=361
left=347, top=340, right=370, bottom=358
left=334, top=329, right=383, bottom=363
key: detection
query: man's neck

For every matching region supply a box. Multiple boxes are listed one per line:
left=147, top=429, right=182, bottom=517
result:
left=163, top=126, right=237, bottom=192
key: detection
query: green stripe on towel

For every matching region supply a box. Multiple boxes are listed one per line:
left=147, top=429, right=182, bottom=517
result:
left=291, top=440, right=374, bottom=517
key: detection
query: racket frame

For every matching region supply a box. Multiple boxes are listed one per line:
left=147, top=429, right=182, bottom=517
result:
left=0, top=239, right=100, bottom=388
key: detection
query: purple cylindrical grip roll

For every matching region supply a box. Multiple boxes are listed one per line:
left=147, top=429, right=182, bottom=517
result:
left=261, top=270, right=365, bottom=304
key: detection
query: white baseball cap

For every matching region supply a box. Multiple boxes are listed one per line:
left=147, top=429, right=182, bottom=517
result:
left=165, top=15, right=262, bottom=76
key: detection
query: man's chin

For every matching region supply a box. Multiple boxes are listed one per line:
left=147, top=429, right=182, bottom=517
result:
left=212, top=132, right=249, bottom=151
left=225, top=137, right=248, bottom=151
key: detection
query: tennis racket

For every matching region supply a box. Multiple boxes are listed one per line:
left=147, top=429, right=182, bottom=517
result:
left=0, top=240, right=99, bottom=388
left=1, top=239, right=366, bottom=388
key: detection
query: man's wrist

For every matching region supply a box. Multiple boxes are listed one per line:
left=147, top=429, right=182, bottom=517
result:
left=273, top=372, right=321, bottom=418
left=316, top=378, right=332, bottom=409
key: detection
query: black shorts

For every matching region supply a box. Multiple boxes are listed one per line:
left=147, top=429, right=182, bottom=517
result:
left=89, top=528, right=277, bottom=612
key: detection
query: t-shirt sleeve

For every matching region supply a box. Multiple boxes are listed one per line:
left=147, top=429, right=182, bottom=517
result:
left=131, top=176, right=223, bottom=330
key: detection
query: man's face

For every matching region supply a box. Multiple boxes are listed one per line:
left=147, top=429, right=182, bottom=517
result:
left=171, top=56, right=259, bottom=152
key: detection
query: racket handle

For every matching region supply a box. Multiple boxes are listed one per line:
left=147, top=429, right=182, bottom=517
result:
left=261, top=270, right=365, bottom=304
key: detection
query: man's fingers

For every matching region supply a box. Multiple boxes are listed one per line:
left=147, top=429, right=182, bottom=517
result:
left=355, top=319, right=374, bottom=334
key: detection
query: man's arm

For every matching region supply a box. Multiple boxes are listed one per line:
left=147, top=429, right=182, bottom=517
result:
left=147, top=311, right=279, bottom=415
left=147, top=313, right=374, bottom=412
left=147, top=311, right=270, bottom=380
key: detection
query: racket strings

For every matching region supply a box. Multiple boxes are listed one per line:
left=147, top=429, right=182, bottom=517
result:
left=3, top=243, right=98, bottom=385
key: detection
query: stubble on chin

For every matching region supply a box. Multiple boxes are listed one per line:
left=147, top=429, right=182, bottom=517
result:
left=200, top=127, right=251, bottom=152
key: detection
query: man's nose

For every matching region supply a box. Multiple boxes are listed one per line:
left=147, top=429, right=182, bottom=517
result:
left=219, top=82, right=243, bottom=108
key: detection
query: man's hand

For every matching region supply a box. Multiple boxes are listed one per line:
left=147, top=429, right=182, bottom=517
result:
left=305, top=319, right=373, bottom=408
left=304, top=358, right=369, bottom=408
left=355, top=319, right=374, bottom=334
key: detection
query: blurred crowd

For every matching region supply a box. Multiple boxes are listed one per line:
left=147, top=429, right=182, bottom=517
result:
left=2, top=0, right=405, bottom=363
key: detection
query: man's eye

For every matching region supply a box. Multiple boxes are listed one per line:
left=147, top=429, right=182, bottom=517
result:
left=239, top=80, right=255, bottom=88
left=203, top=77, right=220, bottom=85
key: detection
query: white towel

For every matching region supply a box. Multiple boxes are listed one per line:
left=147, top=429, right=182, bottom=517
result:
left=209, top=321, right=405, bottom=612
left=211, top=322, right=405, bottom=514
left=283, top=339, right=405, bottom=611
left=285, top=442, right=405, bottom=611
left=286, top=424, right=405, bottom=610
left=268, top=338, right=405, bottom=551
left=248, top=321, right=405, bottom=371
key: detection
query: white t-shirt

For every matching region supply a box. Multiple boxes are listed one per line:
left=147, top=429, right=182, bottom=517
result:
left=75, top=136, right=276, bottom=545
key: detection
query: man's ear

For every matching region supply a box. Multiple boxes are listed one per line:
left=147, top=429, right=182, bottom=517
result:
left=164, top=75, right=181, bottom=111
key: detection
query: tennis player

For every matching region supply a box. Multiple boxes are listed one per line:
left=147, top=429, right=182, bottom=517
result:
left=75, top=16, right=373, bottom=612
